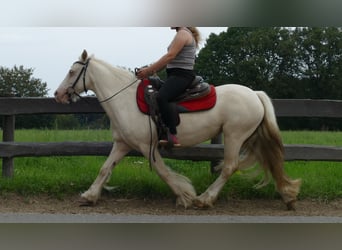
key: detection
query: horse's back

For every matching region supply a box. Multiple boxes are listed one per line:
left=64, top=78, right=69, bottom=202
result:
left=216, top=84, right=257, bottom=98
left=216, top=84, right=264, bottom=111
left=211, top=84, right=264, bottom=132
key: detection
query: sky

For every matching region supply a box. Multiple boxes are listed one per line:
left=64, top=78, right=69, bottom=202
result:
left=0, top=1, right=231, bottom=96
left=0, top=27, right=227, bottom=96
left=3, top=0, right=341, bottom=97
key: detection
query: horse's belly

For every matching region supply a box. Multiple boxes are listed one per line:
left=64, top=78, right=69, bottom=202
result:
left=177, top=108, right=225, bottom=146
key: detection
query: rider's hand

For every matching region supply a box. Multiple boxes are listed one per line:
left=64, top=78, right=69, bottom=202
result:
left=136, top=67, right=151, bottom=79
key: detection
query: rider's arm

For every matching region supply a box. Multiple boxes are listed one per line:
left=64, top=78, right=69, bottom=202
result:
left=137, top=30, right=191, bottom=79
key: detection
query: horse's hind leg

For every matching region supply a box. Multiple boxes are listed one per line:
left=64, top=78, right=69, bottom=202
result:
left=79, top=141, right=131, bottom=205
left=194, top=138, right=242, bottom=209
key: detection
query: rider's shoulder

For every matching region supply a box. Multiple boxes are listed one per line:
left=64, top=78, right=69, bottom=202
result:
left=175, top=29, right=193, bottom=43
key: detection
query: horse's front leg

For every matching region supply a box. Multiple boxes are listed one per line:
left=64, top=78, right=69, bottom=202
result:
left=140, top=146, right=197, bottom=208
left=79, top=141, right=131, bottom=205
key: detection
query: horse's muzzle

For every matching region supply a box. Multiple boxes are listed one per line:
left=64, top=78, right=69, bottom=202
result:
left=54, top=89, right=71, bottom=104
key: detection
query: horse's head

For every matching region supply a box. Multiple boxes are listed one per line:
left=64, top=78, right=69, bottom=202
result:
left=55, top=49, right=91, bottom=104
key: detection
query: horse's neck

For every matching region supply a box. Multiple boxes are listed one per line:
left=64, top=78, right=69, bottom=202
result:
left=89, top=61, right=136, bottom=103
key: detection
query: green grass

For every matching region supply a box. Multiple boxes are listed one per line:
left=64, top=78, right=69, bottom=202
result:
left=281, top=131, right=342, bottom=146
left=7, top=129, right=113, bottom=142
left=0, top=130, right=341, bottom=201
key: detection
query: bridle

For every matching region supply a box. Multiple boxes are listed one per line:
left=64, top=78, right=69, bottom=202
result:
left=67, top=58, right=91, bottom=100
left=67, top=58, right=139, bottom=103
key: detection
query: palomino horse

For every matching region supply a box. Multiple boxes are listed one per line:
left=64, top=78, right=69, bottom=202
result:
left=55, top=50, right=301, bottom=210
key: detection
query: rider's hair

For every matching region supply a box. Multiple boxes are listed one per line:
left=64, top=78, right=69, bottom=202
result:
left=187, top=27, right=201, bottom=48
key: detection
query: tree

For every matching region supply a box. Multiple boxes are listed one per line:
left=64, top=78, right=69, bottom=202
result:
left=0, top=65, right=52, bottom=129
left=195, top=27, right=342, bottom=130
left=195, top=27, right=289, bottom=90
left=0, top=65, right=48, bottom=97
left=292, top=27, right=342, bottom=99
left=195, top=27, right=342, bottom=100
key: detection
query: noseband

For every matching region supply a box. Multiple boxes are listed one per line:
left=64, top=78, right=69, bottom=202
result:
left=68, top=58, right=91, bottom=99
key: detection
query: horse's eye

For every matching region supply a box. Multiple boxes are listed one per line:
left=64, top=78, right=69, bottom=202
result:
left=69, top=70, right=74, bottom=75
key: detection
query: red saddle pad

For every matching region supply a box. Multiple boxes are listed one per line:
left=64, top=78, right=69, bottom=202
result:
left=136, top=79, right=217, bottom=114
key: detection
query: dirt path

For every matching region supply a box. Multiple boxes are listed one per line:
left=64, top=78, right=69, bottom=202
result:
left=1, top=194, right=341, bottom=217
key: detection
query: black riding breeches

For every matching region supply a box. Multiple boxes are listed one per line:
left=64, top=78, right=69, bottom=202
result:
left=156, top=68, right=195, bottom=134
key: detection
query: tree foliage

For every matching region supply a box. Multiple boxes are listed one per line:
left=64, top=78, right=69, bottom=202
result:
left=195, top=27, right=342, bottom=100
left=195, top=27, right=342, bottom=130
left=0, top=65, right=53, bottom=129
left=0, top=65, right=48, bottom=97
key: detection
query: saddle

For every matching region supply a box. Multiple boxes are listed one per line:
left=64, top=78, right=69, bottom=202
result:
left=137, top=76, right=216, bottom=114
left=136, top=76, right=217, bottom=143
left=148, top=76, right=211, bottom=102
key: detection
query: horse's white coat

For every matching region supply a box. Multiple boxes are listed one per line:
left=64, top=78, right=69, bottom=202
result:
left=55, top=51, right=301, bottom=209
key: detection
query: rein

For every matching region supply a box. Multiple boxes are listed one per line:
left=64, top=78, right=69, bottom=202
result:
left=98, top=78, right=139, bottom=103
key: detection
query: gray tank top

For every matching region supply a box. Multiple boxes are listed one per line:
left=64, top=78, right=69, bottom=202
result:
left=167, top=28, right=196, bottom=70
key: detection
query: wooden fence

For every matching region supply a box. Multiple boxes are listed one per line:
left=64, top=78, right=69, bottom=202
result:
left=1, top=97, right=342, bottom=178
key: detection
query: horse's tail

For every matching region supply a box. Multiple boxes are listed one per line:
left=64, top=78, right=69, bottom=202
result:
left=242, top=91, right=301, bottom=209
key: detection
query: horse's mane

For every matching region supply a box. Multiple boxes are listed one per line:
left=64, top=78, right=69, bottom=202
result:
left=91, top=56, right=135, bottom=80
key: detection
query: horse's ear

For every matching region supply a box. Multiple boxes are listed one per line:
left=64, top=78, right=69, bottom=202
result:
left=81, top=49, right=88, bottom=61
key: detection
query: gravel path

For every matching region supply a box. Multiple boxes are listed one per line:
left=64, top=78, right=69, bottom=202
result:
left=0, top=194, right=341, bottom=221
left=1, top=212, right=342, bottom=223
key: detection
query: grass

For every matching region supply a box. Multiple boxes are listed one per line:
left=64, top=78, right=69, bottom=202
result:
left=281, top=131, right=342, bottom=146
left=8, top=129, right=113, bottom=142
left=0, top=129, right=341, bottom=201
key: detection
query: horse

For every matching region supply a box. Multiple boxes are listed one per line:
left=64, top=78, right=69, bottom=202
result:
left=54, top=50, right=301, bottom=210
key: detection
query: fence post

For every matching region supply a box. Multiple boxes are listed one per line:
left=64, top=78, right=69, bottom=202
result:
left=2, top=115, right=15, bottom=178
left=210, top=133, right=222, bottom=173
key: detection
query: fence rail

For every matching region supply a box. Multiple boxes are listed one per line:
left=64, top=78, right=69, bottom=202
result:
left=0, top=142, right=341, bottom=161
left=1, top=97, right=342, bottom=117
left=1, top=97, right=342, bottom=177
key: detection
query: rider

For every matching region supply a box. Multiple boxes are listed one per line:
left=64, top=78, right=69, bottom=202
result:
left=136, top=27, right=201, bottom=146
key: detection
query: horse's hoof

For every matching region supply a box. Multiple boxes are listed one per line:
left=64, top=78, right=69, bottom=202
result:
left=176, top=197, right=193, bottom=209
left=78, top=197, right=96, bottom=207
left=193, top=199, right=212, bottom=210
left=286, top=200, right=297, bottom=211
